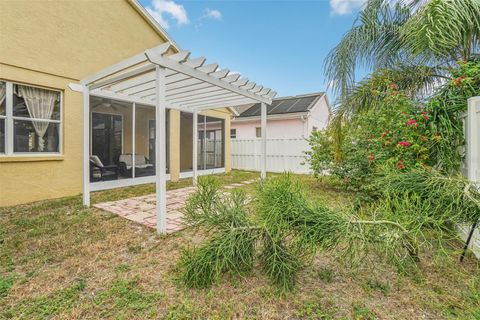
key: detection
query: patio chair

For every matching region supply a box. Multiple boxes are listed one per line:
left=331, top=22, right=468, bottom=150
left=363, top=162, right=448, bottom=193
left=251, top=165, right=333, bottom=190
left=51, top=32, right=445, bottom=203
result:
left=89, top=155, right=119, bottom=181
left=118, top=154, right=155, bottom=178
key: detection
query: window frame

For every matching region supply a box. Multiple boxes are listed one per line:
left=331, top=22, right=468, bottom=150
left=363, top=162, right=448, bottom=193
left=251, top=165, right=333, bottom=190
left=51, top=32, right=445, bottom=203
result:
left=0, top=82, right=6, bottom=154
left=255, top=127, right=261, bottom=138
left=230, top=128, right=236, bottom=139
left=0, top=80, right=63, bottom=156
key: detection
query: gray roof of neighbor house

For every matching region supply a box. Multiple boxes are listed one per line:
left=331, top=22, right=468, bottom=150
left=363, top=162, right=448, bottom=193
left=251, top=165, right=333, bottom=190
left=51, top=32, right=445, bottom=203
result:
left=236, top=92, right=325, bottom=117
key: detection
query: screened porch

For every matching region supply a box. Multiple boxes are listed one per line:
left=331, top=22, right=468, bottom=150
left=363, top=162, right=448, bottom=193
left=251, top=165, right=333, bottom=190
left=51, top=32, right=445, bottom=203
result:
left=79, top=41, right=275, bottom=233
left=89, top=96, right=226, bottom=191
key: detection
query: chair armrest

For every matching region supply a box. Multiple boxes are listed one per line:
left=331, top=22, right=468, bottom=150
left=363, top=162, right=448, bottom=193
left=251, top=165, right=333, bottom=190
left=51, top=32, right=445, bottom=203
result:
left=90, top=161, right=102, bottom=169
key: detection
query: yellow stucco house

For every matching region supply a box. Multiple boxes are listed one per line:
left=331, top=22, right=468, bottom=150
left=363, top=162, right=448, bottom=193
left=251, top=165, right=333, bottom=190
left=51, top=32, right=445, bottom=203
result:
left=0, top=0, right=275, bottom=209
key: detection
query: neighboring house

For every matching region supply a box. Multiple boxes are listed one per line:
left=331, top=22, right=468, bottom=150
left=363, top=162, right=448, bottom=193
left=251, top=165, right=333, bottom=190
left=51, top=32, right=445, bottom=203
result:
left=231, top=92, right=331, bottom=139
left=0, top=0, right=272, bottom=207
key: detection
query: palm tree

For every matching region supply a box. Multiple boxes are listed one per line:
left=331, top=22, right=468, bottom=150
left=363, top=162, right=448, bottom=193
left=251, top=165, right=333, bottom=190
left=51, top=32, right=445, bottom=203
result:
left=325, top=0, right=480, bottom=161
left=326, top=0, right=480, bottom=113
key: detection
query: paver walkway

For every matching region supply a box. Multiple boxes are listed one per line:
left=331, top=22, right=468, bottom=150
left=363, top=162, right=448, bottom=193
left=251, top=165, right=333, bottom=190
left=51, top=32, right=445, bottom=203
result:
left=94, top=179, right=256, bottom=233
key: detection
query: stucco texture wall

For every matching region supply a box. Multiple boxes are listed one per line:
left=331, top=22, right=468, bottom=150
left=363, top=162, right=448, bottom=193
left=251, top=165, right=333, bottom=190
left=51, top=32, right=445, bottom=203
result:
left=0, top=0, right=172, bottom=206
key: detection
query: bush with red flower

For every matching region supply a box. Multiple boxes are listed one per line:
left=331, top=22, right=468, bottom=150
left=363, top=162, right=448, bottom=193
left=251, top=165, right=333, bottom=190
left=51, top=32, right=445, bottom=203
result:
left=307, top=89, right=432, bottom=191
left=306, top=60, right=480, bottom=192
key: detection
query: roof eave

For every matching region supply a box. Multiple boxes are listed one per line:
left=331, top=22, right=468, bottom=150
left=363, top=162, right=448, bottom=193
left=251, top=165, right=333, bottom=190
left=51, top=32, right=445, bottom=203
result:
left=128, top=0, right=181, bottom=52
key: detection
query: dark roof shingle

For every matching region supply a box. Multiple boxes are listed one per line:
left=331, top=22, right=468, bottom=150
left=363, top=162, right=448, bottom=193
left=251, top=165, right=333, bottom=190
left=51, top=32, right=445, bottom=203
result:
left=237, top=92, right=324, bottom=117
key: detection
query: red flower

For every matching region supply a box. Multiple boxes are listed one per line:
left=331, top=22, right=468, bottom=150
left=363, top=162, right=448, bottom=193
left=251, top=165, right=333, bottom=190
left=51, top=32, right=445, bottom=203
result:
left=398, top=141, right=411, bottom=147
left=406, top=119, right=418, bottom=127
left=368, top=154, right=375, bottom=163
left=389, top=83, right=399, bottom=90
left=454, top=76, right=466, bottom=87
left=397, top=160, right=405, bottom=170
left=421, top=111, right=428, bottom=120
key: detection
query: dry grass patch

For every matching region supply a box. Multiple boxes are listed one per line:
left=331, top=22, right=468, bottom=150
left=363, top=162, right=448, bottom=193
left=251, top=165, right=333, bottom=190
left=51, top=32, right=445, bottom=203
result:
left=0, top=171, right=478, bottom=319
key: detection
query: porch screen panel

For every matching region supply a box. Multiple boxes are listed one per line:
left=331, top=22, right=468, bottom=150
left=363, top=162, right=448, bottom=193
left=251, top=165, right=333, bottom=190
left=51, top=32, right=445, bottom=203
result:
left=91, top=113, right=122, bottom=166
left=197, top=115, right=225, bottom=170
left=135, top=105, right=169, bottom=178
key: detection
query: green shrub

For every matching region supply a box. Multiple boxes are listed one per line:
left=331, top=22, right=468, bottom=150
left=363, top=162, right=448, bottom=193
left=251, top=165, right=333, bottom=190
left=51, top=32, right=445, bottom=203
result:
left=306, top=89, right=431, bottom=192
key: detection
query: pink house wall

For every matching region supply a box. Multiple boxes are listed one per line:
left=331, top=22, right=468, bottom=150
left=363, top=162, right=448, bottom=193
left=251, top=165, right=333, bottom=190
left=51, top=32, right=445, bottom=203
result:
left=231, top=95, right=331, bottom=139
left=232, top=118, right=306, bottom=139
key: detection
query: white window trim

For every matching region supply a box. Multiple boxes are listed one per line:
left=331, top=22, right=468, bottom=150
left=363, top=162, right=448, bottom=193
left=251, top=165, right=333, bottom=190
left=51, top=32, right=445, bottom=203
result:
left=0, top=81, right=63, bottom=156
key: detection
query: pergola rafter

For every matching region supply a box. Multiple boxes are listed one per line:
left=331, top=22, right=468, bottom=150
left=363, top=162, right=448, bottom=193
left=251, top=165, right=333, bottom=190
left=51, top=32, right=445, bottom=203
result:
left=80, top=42, right=275, bottom=234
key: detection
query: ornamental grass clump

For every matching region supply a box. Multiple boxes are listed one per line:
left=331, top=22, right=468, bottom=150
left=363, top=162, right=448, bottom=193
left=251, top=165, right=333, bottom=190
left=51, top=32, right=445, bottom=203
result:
left=177, top=174, right=449, bottom=293
left=376, top=168, right=480, bottom=227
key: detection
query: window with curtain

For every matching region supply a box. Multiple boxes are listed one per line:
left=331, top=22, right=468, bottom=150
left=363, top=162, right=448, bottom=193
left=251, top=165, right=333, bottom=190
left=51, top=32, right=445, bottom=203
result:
left=0, top=81, right=61, bottom=155
left=0, top=82, right=5, bottom=153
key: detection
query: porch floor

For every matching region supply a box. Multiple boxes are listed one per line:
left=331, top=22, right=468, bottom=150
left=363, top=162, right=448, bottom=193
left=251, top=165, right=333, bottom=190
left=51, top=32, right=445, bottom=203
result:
left=93, top=179, right=256, bottom=233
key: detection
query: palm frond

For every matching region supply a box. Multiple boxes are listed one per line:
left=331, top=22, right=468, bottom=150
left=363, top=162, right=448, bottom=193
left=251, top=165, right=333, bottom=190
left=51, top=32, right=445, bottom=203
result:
left=325, top=0, right=413, bottom=97
left=401, top=0, right=480, bottom=62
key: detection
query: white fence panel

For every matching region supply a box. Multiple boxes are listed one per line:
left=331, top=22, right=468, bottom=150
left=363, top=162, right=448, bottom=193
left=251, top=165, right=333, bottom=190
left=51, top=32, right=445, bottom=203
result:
left=231, top=138, right=310, bottom=174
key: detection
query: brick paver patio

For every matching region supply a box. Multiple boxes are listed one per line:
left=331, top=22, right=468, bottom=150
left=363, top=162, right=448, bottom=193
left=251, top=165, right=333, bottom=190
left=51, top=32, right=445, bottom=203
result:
left=94, top=179, right=257, bottom=233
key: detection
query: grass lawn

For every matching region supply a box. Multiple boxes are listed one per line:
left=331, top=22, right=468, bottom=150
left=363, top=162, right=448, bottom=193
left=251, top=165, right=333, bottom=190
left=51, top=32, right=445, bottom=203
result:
left=0, top=170, right=479, bottom=319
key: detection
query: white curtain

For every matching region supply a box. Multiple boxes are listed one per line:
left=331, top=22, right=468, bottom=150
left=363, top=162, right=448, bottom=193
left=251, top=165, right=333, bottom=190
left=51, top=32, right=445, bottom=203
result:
left=0, top=83, right=5, bottom=107
left=17, top=86, right=58, bottom=151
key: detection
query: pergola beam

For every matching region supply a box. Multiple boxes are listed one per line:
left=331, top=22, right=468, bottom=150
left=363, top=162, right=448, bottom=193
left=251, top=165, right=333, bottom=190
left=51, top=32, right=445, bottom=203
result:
left=81, top=42, right=170, bottom=85
left=81, top=41, right=277, bottom=235
left=145, top=51, right=272, bottom=104
left=183, top=97, right=255, bottom=110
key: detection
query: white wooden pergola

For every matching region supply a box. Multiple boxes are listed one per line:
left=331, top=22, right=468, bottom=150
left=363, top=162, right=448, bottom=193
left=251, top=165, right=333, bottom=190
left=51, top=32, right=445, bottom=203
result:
left=80, top=42, right=275, bottom=233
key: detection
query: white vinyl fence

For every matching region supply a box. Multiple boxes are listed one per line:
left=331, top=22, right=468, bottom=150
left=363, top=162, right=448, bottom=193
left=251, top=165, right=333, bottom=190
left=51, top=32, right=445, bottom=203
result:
left=460, top=96, right=480, bottom=259
left=231, top=138, right=310, bottom=174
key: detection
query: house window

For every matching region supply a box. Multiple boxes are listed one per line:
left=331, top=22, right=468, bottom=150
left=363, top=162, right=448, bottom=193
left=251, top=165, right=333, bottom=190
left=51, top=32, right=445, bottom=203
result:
left=0, top=82, right=5, bottom=153
left=312, top=126, right=318, bottom=132
left=0, top=81, right=62, bottom=155
left=230, top=128, right=236, bottom=139
left=255, top=127, right=261, bottom=138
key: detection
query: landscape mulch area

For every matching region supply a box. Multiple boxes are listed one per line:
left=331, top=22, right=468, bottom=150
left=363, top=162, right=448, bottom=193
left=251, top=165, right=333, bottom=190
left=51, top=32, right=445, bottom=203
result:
left=0, top=171, right=478, bottom=319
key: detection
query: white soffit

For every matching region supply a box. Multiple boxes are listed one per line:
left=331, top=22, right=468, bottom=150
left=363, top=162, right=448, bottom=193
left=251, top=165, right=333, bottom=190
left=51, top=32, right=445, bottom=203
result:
left=81, top=42, right=276, bottom=111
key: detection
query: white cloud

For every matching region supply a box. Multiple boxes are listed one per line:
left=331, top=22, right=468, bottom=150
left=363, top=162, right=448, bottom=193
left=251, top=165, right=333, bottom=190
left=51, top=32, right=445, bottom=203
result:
left=330, top=0, right=367, bottom=16
left=203, top=8, right=222, bottom=21
left=146, top=0, right=189, bottom=29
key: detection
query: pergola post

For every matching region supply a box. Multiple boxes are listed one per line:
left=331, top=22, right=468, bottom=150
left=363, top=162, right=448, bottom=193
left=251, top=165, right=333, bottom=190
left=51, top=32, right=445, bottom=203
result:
left=155, top=66, right=167, bottom=234
left=260, top=102, right=267, bottom=180
left=82, top=85, right=90, bottom=207
left=192, top=109, right=198, bottom=185
left=132, top=102, right=136, bottom=178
